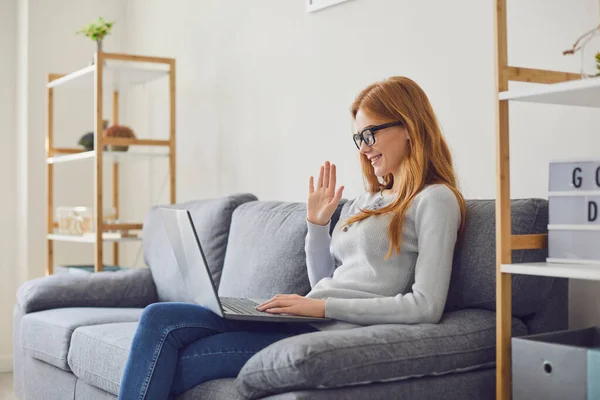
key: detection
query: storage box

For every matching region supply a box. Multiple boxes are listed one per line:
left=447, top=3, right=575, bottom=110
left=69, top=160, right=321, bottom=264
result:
left=512, top=327, right=600, bottom=400
left=548, top=160, right=600, bottom=265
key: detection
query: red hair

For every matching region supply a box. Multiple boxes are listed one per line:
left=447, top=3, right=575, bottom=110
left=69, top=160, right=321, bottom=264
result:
left=346, top=76, right=466, bottom=258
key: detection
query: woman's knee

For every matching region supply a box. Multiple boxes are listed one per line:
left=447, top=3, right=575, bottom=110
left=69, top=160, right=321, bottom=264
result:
left=138, top=303, right=215, bottom=329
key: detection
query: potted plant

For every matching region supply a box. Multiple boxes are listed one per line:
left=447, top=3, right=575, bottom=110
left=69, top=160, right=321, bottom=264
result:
left=76, top=17, right=115, bottom=61
left=562, top=24, right=600, bottom=78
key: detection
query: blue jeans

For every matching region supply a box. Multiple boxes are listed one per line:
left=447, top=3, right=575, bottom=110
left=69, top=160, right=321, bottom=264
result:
left=117, top=302, right=317, bottom=400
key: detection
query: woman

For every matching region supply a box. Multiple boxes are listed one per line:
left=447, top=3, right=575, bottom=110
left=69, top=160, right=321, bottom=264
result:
left=118, top=76, right=466, bottom=399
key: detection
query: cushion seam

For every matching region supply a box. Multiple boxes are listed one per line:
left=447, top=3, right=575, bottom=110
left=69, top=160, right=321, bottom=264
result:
left=317, top=344, right=495, bottom=376
left=23, top=346, right=67, bottom=361
left=315, top=361, right=497, bottom=391
left=268, top=325, right=499, bottom=362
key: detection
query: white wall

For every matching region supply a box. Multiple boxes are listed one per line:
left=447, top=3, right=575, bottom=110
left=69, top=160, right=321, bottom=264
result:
left=0, top=0, right=18, bottom=373
left=24, top=0, right=126, bottom=277
left=120, top=0, right=600, bottom=328
left=10, top=0, right=126, bottom=371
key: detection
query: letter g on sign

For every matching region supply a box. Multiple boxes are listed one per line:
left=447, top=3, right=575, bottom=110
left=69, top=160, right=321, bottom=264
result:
left=573, top=167, right=582, bottom=188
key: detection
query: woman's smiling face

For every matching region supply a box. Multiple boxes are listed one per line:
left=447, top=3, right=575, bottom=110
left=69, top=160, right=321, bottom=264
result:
left=354, top=109, right=410, bottom=178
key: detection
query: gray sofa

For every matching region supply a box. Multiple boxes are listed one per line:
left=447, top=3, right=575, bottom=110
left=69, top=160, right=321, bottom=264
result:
left=13, top=193, right=567, bottom=399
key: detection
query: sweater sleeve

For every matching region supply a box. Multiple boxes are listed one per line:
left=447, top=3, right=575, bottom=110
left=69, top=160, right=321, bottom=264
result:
left=324, top=187, right=461, bottom=325
left=305, top=220, right=336, bottom=288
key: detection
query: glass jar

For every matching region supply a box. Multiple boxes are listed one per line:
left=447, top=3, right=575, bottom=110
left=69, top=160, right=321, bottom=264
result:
left=56, top=206, right=93, bottom=235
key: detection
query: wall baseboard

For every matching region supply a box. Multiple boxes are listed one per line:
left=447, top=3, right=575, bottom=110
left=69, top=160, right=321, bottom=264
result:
left=0, top=355, right=13, bottom=373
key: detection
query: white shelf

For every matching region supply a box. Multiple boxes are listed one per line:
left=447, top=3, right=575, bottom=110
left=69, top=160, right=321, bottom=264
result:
left=499, top=76, right=600, bottom=108
left=48, top=233, right=142, bottom=243
left=47, top=64, right=169, bottom=90
left=47, top=150, right=169, bottom=164
left=502, top=262, right=600, bottom=281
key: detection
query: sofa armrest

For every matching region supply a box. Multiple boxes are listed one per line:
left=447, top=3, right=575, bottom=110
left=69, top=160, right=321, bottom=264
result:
left=17, top=268, right=158, bottom=314
left=235, top=309, right=527, bottom=399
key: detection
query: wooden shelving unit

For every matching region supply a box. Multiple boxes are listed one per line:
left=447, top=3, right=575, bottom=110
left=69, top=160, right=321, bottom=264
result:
left=46, top=51, right=176, bottom=274
left=494, top=1, right=600, bottom=398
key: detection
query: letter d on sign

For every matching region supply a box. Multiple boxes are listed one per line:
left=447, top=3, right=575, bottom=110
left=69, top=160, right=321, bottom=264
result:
left=589, top=201, right=598, bottom=222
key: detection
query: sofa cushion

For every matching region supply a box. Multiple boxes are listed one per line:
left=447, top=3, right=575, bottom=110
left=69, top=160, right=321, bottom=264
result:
left=177, top=378, right=244, bottom=400
left=21, top=308, right=143, bottom=371
left=445, top=198, right=555, bottom=316
left=143, top=193, right=257, bottom=302
left=75, top=380, right=117, bottom=400
left=261, top=369, right=495, bottom=400
left=235, top=309, right=526, bottom=399
left=218, top=200, right=346, bottom=299
left=68, top=322, right=138, bottom=395
left=24, top=356, right=77, bottom=400
left=16, top=268, right=157, bottom=314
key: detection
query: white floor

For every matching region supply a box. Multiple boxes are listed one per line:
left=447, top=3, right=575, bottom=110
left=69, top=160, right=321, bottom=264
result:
left=0, top=374, right=16, bottom=400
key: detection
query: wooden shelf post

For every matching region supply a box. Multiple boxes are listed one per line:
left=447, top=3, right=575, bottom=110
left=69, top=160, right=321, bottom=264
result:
left=113, top=90, right=120, bottom=266
left=169, top=59, right=177, bottom=204
left=94, top=51, right=105, bottom=272
left=494, top=0, right=513, bottom=399
left=46, top=75, right=54, bottom=275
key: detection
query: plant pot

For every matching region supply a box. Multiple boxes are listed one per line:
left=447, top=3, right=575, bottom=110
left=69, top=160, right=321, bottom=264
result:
left=108, top=145, right=129, bottom=152
left=89, top=40, right=103, bottom=65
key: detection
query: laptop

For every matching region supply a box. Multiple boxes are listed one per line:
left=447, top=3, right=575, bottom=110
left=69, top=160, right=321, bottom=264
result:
left=159, top=208, right=329, bottom=323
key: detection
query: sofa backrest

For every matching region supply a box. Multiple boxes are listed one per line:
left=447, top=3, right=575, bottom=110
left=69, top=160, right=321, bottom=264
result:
left=142, top=193, right=257, bottom=302
left=217, top=196, right=560, bottom=324
left=217, top=200, right=346, bottom=299
left=143, top=193, right=565, bottom=332
left=445, top=198, right=556, bottom=318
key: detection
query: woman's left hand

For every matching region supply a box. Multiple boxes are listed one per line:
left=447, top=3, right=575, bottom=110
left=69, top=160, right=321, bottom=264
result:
left=256, top=294, right=326, bottom=318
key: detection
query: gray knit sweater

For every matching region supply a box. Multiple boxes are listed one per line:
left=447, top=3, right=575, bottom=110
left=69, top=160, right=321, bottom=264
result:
left=305, top=184, right=461, bottom=330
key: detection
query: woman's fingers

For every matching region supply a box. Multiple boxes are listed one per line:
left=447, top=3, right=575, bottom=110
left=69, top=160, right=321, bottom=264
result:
left=308, top=176, right=314, bottom=194
left=317, top=165, right=324, bottom=188
left=323, top=162, right=330, bottom=188
left=265, top=307, right=291, bottom=314
left=257, top=298, right=281, bottom=310
left=257, top=295, right=300, bottom=310
left=257, top=299, right=293, bottom=311
left=329, top=164, right=336, bottom=192
left=256, top=302, right=274, bottom=311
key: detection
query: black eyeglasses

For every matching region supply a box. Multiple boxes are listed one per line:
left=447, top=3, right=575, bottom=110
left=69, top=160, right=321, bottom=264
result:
left=352, top=121, right=404, bottom=150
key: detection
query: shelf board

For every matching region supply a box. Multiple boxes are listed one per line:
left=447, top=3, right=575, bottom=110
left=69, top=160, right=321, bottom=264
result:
left=47, top=150, right=169, bottom=164
left=499, top=76, right=600, bottom=108
left=47, top=64, right=169, bottom=90
left=502, top=262, right=600, bottom=281
left=48, top=233, right=142, bottom=243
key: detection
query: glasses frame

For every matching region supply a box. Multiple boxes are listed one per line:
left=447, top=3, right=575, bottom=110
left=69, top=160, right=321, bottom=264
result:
left=352, top=121, right=404, bottom=150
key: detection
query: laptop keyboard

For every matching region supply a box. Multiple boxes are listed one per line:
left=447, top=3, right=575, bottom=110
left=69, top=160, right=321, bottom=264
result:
left=220, top=297, right=272, bottom=316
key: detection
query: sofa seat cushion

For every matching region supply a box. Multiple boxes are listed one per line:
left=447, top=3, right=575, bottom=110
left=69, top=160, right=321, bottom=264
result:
left=68, top=322, right=138, bottom=395
left=236, top=309, right=526, bottom=399
left=21, top=307, right=143, bottom=371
